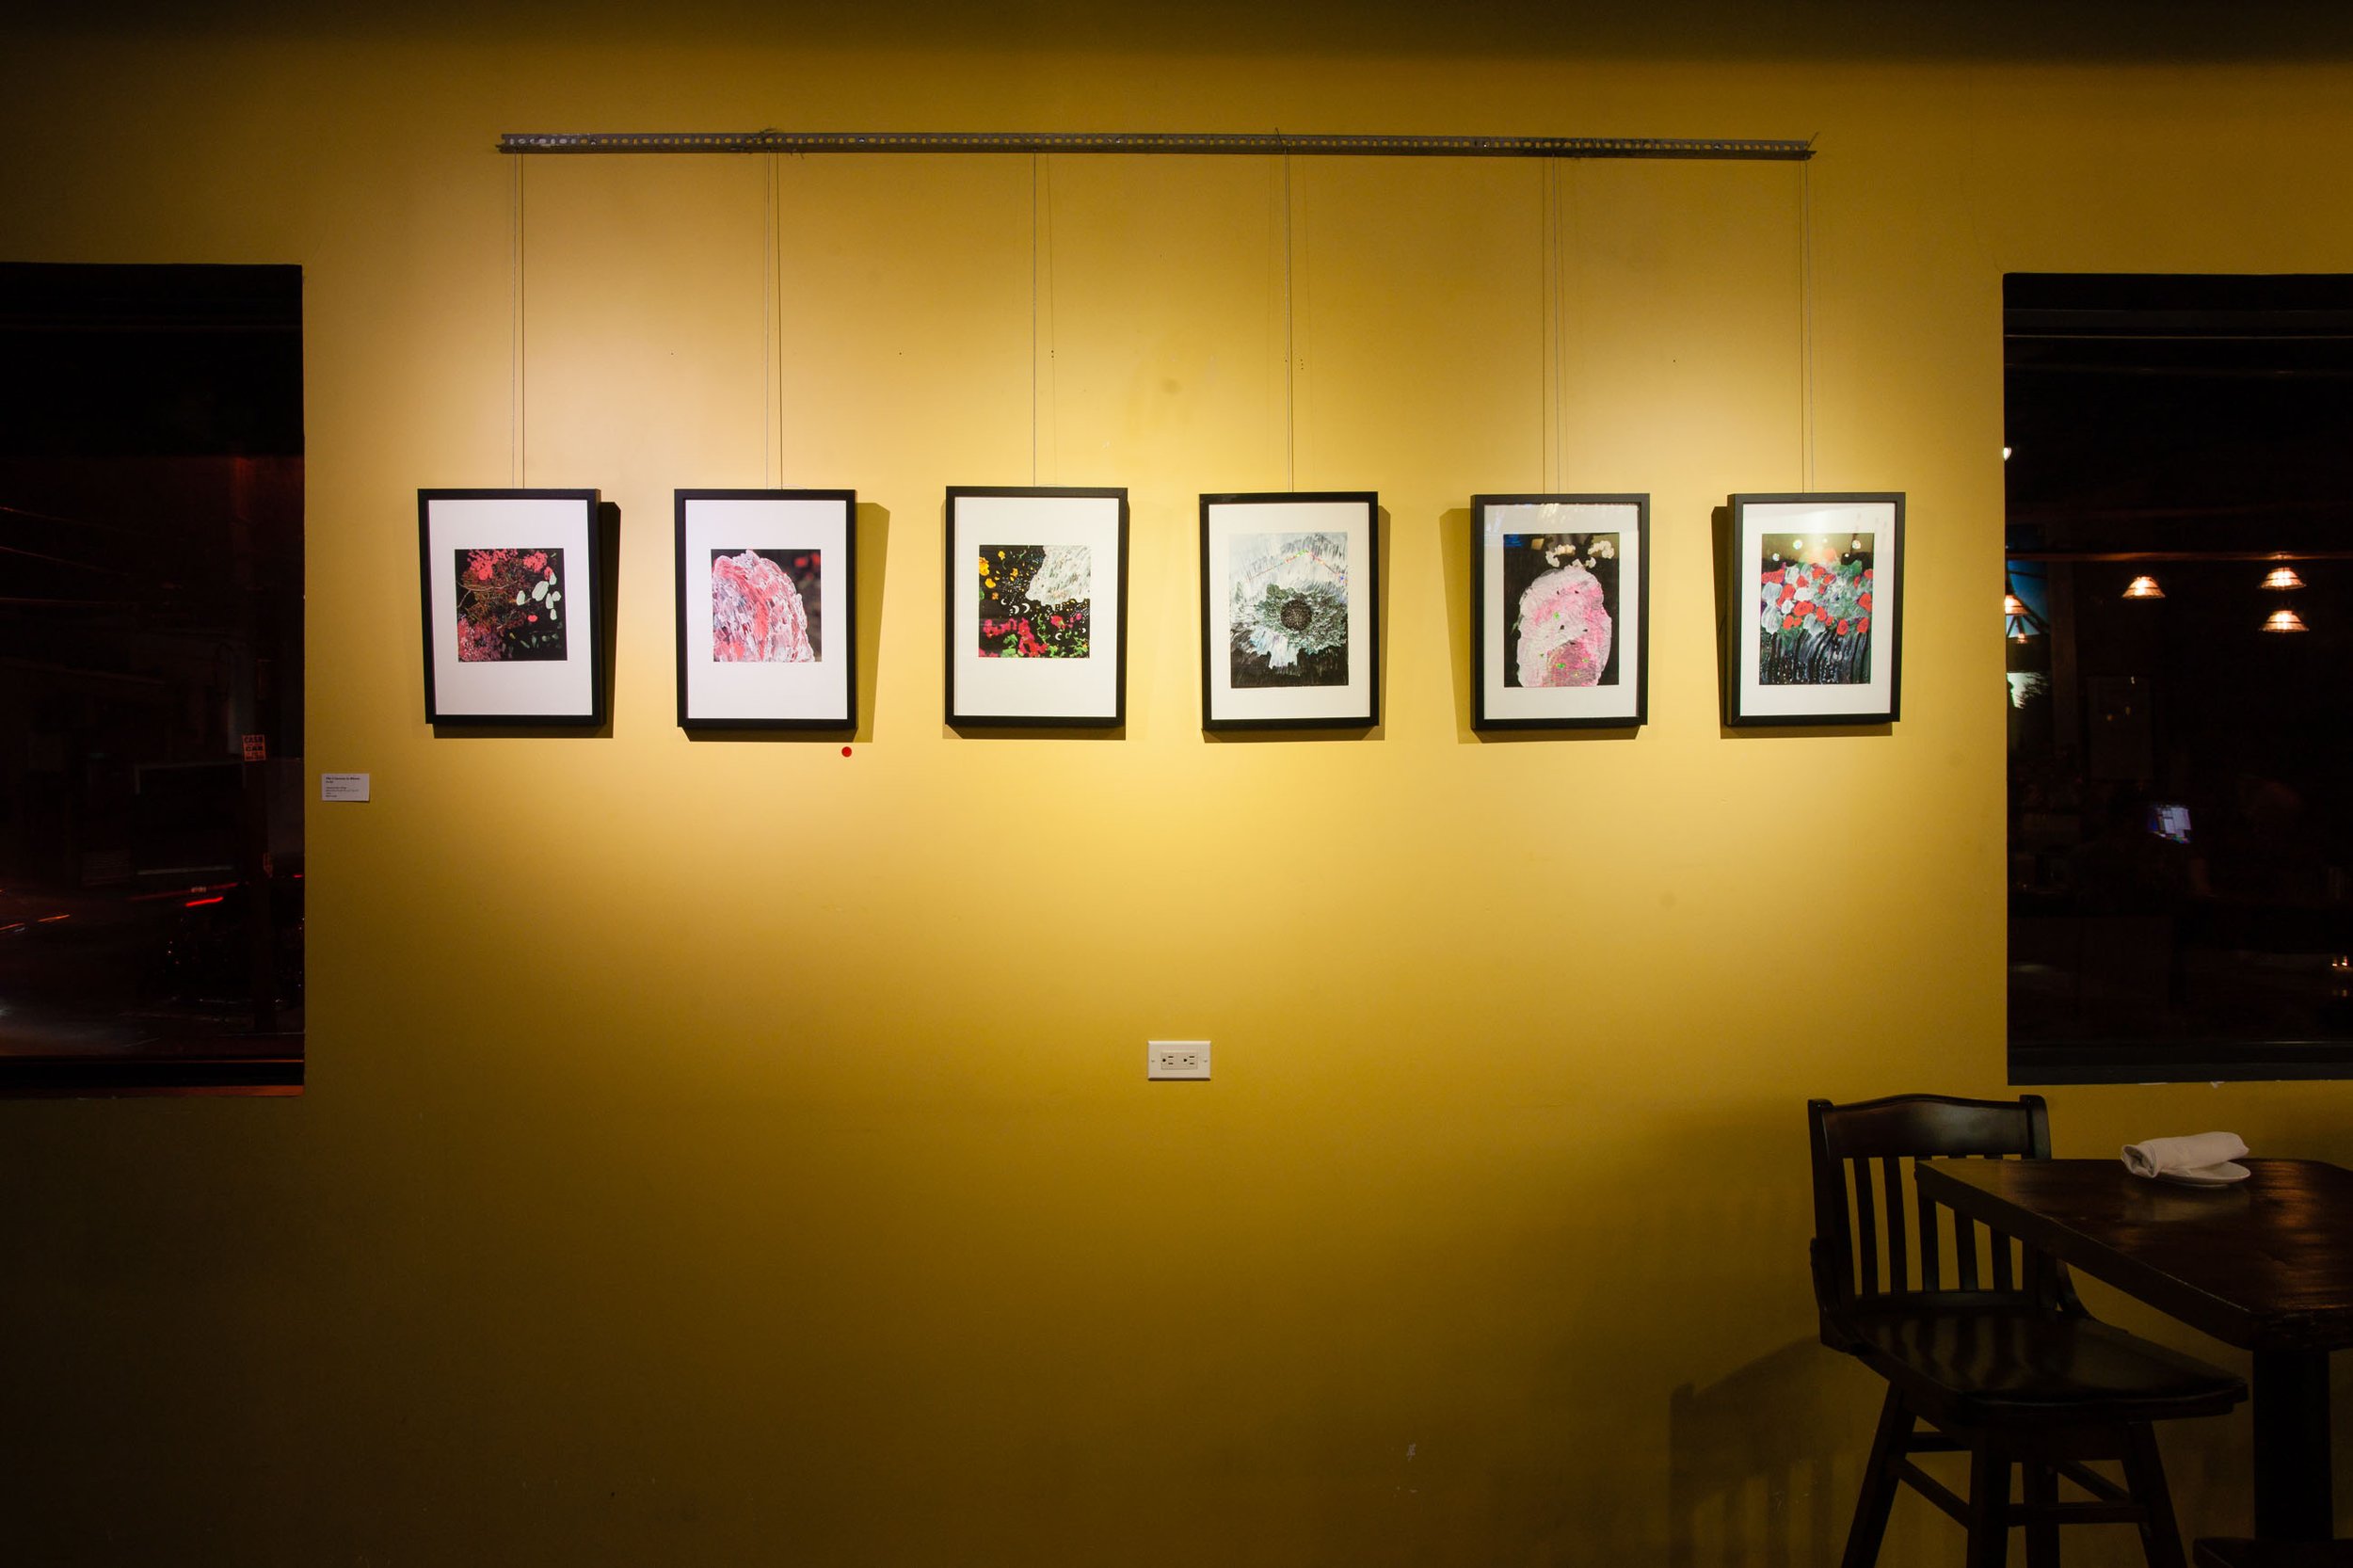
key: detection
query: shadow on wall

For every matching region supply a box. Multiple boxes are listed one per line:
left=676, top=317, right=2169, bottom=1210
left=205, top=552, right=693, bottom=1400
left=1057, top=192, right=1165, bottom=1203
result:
left=1669, top=1331, right=2268, bottom=1564
left=1668, top=1336, right=1897, bottom=1568
left=680, top=502, right=887, bottom=744
left=1663, top=1333, right=2256, bottom=1566
left=431, top=500, right=623, bottom=740
left=1436, top=505, right=1641, bottom=745
left=1199, top=504, right=1388, bottom=743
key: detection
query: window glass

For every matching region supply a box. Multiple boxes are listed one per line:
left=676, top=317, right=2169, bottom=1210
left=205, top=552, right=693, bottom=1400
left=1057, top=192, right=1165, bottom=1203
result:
left=0, top=263, right=303, bottom=1094
left=2008, top=273, right=2353, bottom=1082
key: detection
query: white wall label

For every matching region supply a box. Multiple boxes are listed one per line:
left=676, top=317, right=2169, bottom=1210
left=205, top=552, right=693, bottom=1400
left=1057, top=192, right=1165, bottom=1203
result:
left=320, top=773, right=372, bottom=802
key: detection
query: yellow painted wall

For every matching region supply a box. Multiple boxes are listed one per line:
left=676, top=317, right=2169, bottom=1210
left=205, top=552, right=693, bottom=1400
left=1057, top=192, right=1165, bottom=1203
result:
left=6, top=7, right=2353, bottom=1562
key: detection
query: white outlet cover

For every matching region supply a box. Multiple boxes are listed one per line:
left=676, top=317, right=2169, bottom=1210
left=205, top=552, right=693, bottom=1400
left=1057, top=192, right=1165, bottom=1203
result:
left=1147, top=1040, right=1211, bottom=1080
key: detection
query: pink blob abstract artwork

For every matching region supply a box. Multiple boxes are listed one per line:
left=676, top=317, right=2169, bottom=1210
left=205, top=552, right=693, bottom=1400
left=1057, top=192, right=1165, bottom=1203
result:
left=1514, top=561, right=1612, bottom=687
left=712, top=548, right=817, bottom=664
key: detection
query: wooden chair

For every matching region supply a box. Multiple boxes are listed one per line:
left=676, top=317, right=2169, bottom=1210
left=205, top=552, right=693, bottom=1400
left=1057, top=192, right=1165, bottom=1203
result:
left=2194, top=1543, right=2353, bottom=1567
left=1810, top=1093, right=2246, bottom=1567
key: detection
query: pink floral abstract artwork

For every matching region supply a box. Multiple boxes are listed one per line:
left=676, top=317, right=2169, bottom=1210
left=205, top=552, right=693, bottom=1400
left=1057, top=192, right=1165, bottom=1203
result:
left=712, top=548, right=818, bottom=664
left=1504, top=532, right=1617, bottom=688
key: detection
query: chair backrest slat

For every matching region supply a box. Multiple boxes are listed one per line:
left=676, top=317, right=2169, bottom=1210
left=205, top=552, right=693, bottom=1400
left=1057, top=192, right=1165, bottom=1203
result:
left=1807, top=1093, right=2057, bottom=1322
left=1880, top=1156, right=1908, bottom=1292
left=2024, top=1243, right=2054, bottom=1304
left=1919, top=1175, right=1943, bottom=1289
left=1852, top=1157, right=1881, bottom=1292
left=1990, top=1223, right=2017, bottom=1292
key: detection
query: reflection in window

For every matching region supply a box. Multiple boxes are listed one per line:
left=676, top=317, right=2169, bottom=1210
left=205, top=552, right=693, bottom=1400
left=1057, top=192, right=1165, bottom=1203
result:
left=2007, top=274, right=2353, bottom=1082
left=0, top=264, right=302, bottom=1093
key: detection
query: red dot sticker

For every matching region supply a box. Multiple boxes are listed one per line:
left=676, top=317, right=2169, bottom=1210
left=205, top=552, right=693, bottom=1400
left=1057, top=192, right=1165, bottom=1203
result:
left=840, top=745, right=852, bottom=757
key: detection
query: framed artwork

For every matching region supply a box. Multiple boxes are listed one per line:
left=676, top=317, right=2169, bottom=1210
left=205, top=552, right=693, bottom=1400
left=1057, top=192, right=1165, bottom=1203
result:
left=1199, top=492, right=1380, bottom=730
left=945, top=487, right=1128, bottom=727
left=1471, top=493, right=1648, bottom=729
left=1724, top=491, right=1904, bottom=727
left=418, top=488, right=605, bottom=726
left=675, top=489, right=856, bottom=730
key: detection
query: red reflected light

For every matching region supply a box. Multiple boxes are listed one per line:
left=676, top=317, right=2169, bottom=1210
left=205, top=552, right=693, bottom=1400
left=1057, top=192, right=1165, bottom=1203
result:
left=184, top=896, right=226, bottom=908
left=131, top=880, right=240, bottom=903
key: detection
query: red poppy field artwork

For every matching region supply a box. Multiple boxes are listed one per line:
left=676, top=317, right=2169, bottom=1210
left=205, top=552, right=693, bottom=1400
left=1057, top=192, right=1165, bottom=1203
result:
left=455, top=547, right=567, bottom=663
left=1757, top=532, right=1875, bottom=685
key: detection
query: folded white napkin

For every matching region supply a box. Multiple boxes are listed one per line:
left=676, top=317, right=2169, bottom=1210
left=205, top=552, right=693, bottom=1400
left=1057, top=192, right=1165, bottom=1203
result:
left=2121, top=1131, right=2249, bottom=1178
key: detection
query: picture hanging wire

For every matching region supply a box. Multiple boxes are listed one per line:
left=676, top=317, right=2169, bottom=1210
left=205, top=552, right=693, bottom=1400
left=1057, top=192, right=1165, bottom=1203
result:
left=1031, top=152, right=1041, bottom=487
left=1536, top=163, right=1549, bottom=490
left=510, top=156, right=526, bottom=487
left=765, top=152, right=781, bottom=488
left=1799, top=153, right=1817, bottom=492
left=1545, top=159, right=1565, bottom=491
left=1011, top=153, right=1063, bottom=487
left=1283, top=150, right=1296, bottom=491
left=491, top=127, right=1814, bottom=492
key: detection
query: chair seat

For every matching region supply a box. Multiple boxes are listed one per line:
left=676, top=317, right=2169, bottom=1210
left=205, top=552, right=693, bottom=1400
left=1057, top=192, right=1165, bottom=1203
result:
left=2195, top=1541, right=2353, bottom=1568
left=1840, top=1302, right=2245, bottom=1427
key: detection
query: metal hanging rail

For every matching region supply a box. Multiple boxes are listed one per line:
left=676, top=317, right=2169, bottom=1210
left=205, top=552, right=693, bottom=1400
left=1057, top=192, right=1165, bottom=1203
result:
left=498, top=131, right=1812, bottom=161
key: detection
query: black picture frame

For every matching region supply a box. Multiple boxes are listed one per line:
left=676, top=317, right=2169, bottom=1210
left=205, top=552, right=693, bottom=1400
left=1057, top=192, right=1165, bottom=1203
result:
left=1471, top=492, right=1649, bottom=730
left=675, top=488, right=856, bottom=731
left=944, top=486, right=1129, bottom=728
left=418, top=488, right=606, bottom=727
left=1723, top=491, right=1905, bottom=727
left=1198, top=491, right=1381, bottom=731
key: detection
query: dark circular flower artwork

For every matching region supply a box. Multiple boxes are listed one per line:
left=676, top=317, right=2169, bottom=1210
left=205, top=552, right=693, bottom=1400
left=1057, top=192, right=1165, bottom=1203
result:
left=1227, top=531, right=1349, bottom=688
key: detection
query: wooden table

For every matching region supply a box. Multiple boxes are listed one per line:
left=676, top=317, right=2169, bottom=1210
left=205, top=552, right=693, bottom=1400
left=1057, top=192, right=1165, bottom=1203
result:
left=1915, top=1157, right=2353, bottom=1543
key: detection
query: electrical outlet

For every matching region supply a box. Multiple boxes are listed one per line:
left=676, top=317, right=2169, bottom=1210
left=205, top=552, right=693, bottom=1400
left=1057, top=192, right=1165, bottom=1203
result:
left=1147, top=1040, right=1210, bottom=1080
